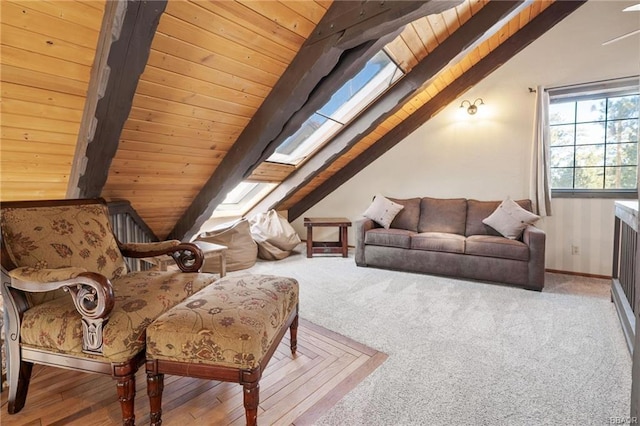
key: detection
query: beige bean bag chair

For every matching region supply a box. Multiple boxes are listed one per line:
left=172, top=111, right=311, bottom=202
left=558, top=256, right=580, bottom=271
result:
left=249, top=210, right=301, bottom=260
left=194, top=219, right=257, bottom=272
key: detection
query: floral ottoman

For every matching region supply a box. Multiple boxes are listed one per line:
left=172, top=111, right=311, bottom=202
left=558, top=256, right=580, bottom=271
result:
left=145, top=273, right=299, bottom=426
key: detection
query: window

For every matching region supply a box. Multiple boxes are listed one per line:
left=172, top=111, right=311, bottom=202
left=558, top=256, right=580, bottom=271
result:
left=548, top=78, right=639, bottom=195
left=267, top=50, right=403, bottom=165
left=213, top=181, right=276, bottom=217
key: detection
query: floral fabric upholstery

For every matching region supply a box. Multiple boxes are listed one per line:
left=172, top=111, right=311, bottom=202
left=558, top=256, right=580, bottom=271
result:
left=120, top=240, right=180, bottom=253
left=1, top=204, right=128, bottom=305
left=20, top=271, right=218, bottom=363
left=8, top=266, right=88, bottom=283
left=146, top=274, right=299, bottom=369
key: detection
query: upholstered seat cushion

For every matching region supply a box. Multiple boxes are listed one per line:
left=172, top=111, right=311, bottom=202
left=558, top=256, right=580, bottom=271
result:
left=364, top=228, right=415, bottom=249
left=410, top=232, right=466, bottom=254
left=465, top=235, right=529, bottom=261
left=20, top=271, right=218, bottom=363
left=146, top=274, right=299, bottom=369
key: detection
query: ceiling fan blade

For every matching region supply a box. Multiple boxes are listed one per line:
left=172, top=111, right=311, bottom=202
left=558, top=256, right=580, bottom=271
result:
left=623, top=4, right=640, bottom=12
left=602, top=29, right=640, bottom=46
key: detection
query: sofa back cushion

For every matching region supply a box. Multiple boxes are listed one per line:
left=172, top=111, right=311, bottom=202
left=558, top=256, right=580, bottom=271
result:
left=418, top=198, right=467, bottom=235
left=466, top=199, right=533, bottom=236
left=389, top=197, right=421, bottom=232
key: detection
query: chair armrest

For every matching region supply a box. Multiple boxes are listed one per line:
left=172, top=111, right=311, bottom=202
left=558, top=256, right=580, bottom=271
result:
left=119, top=241, right=204, bottom=272
left=8, top=266, right=89, bottom=283
left=6, top=266, right=115, bottom=354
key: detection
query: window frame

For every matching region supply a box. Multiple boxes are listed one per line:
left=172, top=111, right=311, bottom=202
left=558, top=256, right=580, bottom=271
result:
left=266, top=50, right=404, bottom=166
left=213, top=181, right=277, bottom=217
left=547, top=77, right=639, bottom=199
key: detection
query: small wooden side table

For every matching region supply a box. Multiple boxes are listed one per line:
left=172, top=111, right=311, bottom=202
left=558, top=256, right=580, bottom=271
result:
left=149, top=241, right=228, bottom=277
left=303, top=217, right=352, bottom=258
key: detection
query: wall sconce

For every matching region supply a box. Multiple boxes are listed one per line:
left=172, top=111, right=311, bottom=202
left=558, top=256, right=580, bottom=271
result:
left=460, top=98, right=484, bottom=115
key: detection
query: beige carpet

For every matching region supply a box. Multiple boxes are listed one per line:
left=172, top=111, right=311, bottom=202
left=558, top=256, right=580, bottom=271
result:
left=0, top=319, right=386, bottom=425
left=247, top=247, right=633, bottom=426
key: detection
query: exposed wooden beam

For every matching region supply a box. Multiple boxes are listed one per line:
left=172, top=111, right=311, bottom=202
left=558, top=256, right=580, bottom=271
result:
left=249, top=0, right=529, bottom=217
left=67, top=0, right=123, bottom=198
left=309, top=0, right=464, bottom=50
left=169, top=0, right=463, bottom=241
left=73, top=0, right=167, bottom=198
left=287, top=0, right=588, bottom=221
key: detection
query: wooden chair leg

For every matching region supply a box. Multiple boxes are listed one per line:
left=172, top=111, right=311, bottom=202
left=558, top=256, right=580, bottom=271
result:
left=243, top=381, right=260, bottom=426
left=147, top=372, right=164, bottom=426
left=116, top=373, right=136, bottom=426
left=290, top=314, right=298, bottom=355
left=7, top=360, right=33, bottom=414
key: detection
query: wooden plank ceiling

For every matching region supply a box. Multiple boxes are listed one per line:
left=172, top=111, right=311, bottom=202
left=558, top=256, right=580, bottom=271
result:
left=1, top=0, right=106, bottom=200
left=0, top=0, right=583, bottom=241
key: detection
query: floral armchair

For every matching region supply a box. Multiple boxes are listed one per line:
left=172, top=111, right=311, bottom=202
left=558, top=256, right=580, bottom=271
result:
left=0, top=198, right=219, bottom=425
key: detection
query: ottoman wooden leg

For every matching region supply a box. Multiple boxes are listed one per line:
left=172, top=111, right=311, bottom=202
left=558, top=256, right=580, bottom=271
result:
left=243, top=381, right=260, bottom=426
left=147, top=372, right=165, bottom=426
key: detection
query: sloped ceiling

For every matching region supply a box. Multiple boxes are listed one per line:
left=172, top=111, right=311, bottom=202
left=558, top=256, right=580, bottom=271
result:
left=0, top=0, right=586, bottom=240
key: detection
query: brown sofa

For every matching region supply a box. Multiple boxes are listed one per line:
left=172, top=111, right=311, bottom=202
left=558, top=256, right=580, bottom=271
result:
left=355, top=197, right=546, bottom=290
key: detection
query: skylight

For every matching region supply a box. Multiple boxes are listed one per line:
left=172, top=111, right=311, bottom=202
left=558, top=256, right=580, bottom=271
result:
left=267, top=50, right=403, bottom=165
left=213, top=181, right=277, bottom=217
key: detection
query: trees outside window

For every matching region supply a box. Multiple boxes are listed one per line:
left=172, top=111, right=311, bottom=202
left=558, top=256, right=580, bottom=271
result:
left=549, top=86, right=638, bottom=193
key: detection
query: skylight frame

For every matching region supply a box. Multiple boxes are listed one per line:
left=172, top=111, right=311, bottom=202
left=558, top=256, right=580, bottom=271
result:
left=267, top=50, right=404, bottom=166
left=213, top=181, right=277, bottom=217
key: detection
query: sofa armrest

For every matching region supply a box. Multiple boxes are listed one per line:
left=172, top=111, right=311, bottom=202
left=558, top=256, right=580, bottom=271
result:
left=5, top=267, right=115, bottom=354
left=355, top=218, right=376, bottom=266
left=522, top=226, right=546, bottom=290
left=120, top=241, right=204, bottom=272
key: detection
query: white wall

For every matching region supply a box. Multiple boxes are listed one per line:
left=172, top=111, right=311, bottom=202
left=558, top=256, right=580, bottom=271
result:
left=291, top=0, right=640, bottom=276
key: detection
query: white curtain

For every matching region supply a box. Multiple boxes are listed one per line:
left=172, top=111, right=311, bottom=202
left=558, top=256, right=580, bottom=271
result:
left=530, top=85, right=552, bottom=216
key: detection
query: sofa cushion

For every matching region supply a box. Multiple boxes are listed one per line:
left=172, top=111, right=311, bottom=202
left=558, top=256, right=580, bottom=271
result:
left=389, top=197, right=421, bottom=232
left=362, top=195, right=404, bottom=229
left=482, top=198, right=540, bottom=239
left=365, top=228, right=414, bottom=249
left=20, top=270, right=218, bottom=363
left=465, top=235, right=529, bottom=261
left=410, top=232, right=465, bottom=254
left=466, top=199, right=533, bottom=237
left=418, top=198, right=467, bottom=234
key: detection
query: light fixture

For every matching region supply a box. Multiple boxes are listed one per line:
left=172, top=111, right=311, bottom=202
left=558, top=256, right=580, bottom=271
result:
left=460, top=98, right=484, bottom=115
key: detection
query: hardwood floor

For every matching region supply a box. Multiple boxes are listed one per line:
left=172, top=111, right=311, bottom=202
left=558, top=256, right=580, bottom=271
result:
left=0, top=319, right=387, bottom=425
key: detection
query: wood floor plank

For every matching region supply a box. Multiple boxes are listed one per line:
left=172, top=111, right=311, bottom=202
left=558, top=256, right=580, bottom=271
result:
left=293, top=351, right=390, bottom=425
left=273, top=355, right=370, bottom=425
left=1, top=320, right=386, bottom=425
